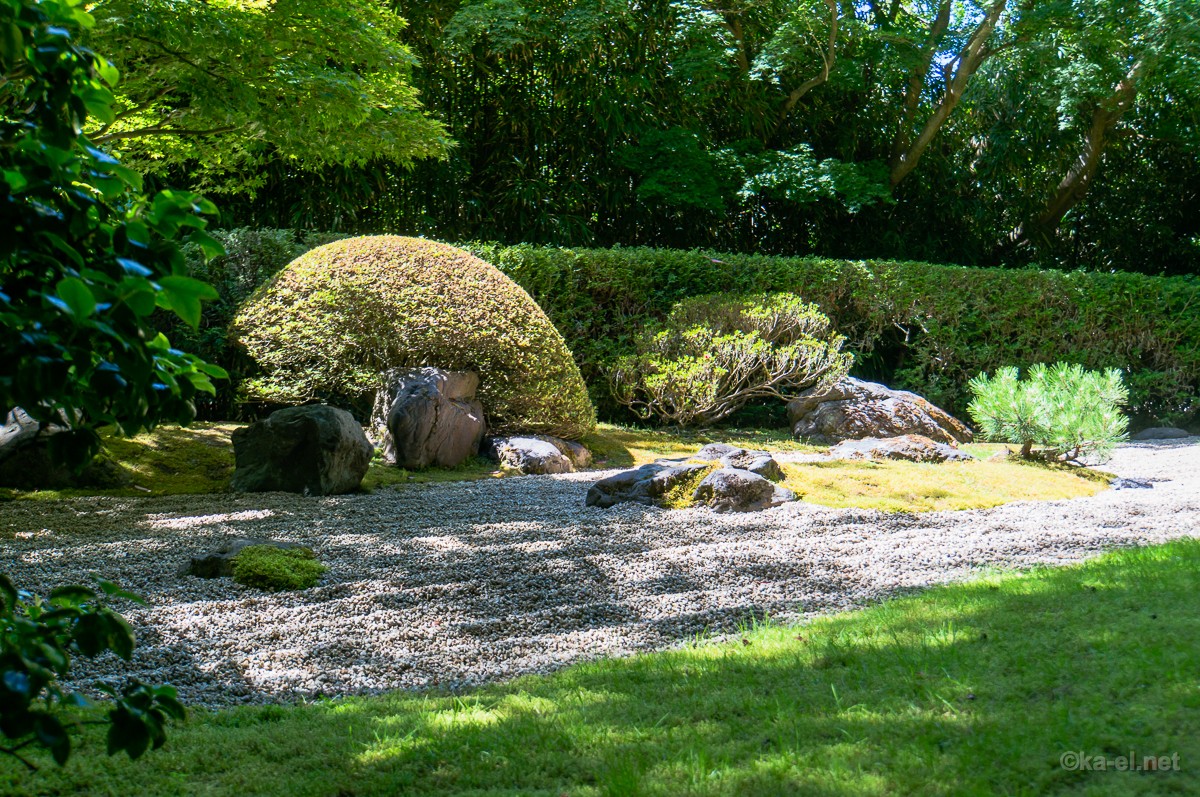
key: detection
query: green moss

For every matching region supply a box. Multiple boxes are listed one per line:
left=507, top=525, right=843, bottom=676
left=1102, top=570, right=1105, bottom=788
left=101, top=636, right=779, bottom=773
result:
left=660, top=461, right=718, bottom=509
left=232, top=546, right=326, bottom=591
left=233, top=236, right=596, bottom=439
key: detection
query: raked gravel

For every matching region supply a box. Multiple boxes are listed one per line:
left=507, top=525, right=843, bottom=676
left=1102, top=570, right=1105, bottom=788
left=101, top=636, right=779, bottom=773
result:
left=2, top=439, right=1198, bottom=707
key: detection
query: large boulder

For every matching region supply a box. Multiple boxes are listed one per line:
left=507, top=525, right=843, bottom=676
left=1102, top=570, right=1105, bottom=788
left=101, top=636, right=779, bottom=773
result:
left=1131, top=427, right=1192, bottom=441
left=232, top=236, right=596, bottom=439
left=692, top=468, right=795, bottom=513
left=788, top=377, right=973, bottom=445
left=484, top=436, right=573, bottom=475
left=585, top=462, right=710, bottom=509
left=371, top=368, right=485, bottom=470
left=828, top=434, right=974, bottom=463
left=231, top=405, right=372, bottom=495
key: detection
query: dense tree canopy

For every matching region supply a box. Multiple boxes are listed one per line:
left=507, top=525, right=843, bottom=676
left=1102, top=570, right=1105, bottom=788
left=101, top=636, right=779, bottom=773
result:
left=75, top=0, right=1200, bottom=275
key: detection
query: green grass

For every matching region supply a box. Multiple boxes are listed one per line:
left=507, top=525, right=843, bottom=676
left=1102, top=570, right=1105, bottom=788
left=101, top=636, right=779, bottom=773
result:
left=3, top=540, right=1196, bottom=795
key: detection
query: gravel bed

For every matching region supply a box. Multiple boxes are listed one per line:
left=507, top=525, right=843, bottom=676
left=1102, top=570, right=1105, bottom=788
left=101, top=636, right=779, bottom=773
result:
left=2, top=439, right=1198, bottom=707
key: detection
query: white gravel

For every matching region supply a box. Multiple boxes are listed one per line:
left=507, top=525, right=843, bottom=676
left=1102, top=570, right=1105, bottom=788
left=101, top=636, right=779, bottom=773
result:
left=2, top=439, right=1197, bottom=707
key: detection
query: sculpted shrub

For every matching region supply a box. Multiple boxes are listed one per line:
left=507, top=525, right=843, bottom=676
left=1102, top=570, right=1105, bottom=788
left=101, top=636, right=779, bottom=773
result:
left=968, top=363, right=1129, bottom=461
left=609, top=293, right=852, bottom=426
left=233, top=236, right=595, bottom=439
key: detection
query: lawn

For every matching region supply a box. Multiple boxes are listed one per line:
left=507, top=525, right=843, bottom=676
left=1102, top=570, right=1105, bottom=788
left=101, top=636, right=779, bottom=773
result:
left=2, top=539, right=1196, bottom=795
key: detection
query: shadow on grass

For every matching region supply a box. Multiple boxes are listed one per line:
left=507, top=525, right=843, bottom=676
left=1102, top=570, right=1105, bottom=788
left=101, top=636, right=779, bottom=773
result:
left=6, top=540, right=1197, bottom=796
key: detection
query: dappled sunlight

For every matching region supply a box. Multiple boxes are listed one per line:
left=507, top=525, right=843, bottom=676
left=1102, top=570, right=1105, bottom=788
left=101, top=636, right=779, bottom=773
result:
left=141, top=508, right=276, bottom=530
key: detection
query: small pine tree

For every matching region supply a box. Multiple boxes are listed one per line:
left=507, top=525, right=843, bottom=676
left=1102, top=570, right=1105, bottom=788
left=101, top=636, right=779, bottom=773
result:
left=967, top=363, right=1129, bottom=462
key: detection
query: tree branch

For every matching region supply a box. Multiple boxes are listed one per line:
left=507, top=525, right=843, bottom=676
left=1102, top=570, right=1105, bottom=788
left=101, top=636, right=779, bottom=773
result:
left=773, top=0, right=839, bottom=135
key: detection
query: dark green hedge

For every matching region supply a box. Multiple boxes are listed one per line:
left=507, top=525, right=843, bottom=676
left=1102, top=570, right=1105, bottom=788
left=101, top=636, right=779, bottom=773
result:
left=181, top=231, right=1200, bottom=426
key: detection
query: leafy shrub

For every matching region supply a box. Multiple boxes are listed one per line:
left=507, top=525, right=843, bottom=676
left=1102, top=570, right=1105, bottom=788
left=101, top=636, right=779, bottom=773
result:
left=1, top=575, right=185, bottom=770
left=610, top=293, right=852, bottom=426
left=232, top=236, right=596, bottom=438
left=231, top=546, right=326, bottom=592
left=967, top=363, right=1129, bottom=461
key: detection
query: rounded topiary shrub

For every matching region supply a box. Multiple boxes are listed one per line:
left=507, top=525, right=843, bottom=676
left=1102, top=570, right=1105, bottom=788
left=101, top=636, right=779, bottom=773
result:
left=232, top=236, right=596, bottom=439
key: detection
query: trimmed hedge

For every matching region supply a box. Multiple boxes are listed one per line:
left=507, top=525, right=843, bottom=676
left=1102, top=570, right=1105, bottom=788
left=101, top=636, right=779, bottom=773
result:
left=471, top=244, right=1199, bottom=425
left=232, top=236, right=596, bottom=439
left=183, top=230, right=1200, bottom=426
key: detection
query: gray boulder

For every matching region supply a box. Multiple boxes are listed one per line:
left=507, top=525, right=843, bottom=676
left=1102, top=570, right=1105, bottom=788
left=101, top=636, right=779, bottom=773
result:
left=0, top=407, right=125, bottom=490
left=788, top=377, right=972, bottom=445
left=182, top=537, right=312, bottom=578
left=530, top=435, right=592, bottom=469
left=1131, top=427, right=1192, bottom=441
left=231, top=405, right=372, bottom=495
left=371, top=368, right=485, bottom=469
left=586, top=462, right=710, bottom=508
left=696, top=443, right=740, bottom=460
left=719, top=449, right=785, bottom=482
left=485, top=436, right=574, bottom=475
left=692, top=468, right=795, bottom=513
left=828, top=434, right=974, bottom=463
left=0, top=408, right=43, bottom=464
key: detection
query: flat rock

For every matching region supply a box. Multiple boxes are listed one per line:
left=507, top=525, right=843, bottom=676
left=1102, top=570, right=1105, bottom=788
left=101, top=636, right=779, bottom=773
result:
left=182, top=537, right=312, bottom=578
left=788, top=377, right=973, bottom=445
left=231, top=405, right=372, bottom=495
left=719, top=449, right=784, bottom=482
left=1131, top=427, right=1192, bottom=441
left=829, top=434, right=974, bottom=463
left=485, top=436, right=574, bottom=475
left=371, top=368, right=485, bottom=469
left=1110, top=477, right=1154, bottom=490
left=585, top=462, right=710, bottom=508
left=692, top=468, right=795, bottom=513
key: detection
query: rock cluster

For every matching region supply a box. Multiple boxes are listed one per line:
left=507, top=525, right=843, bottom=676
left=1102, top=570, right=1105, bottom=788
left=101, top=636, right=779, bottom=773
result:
left=788, top=377, right=972, bottom=445
left=588, top=445, right=793, bottom=512
left=1131, top=427, right=1193, bottom=441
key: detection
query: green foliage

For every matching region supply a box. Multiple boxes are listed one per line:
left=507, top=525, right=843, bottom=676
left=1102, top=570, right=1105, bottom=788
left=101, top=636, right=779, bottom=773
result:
left=968, top=363, right=1130, bottom=461
left=232, top=236, right=596, bottom=438
left=0, top=575, right=186, bottom=770
left=611, top=293, right=852, bottom=426
left=473, top=244, right=1199, bottom=426
left=231, top=547, right=326, bottom=592
left=83, top=0, right=450, bottom=193
left=0, top=0, right=227, bottom=467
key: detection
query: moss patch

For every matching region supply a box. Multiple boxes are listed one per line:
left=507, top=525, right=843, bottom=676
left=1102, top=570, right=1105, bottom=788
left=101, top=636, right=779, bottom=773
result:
left=232, top=546, right=325, bottom=591
left=659, top=462, right=719, bottom=509
left=779, top=457, right=1107, bottom=512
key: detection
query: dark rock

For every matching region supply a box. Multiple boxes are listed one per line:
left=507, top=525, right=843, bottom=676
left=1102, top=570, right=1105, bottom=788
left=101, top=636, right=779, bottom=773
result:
left=182, top=537, right=312, bottom=578
left=1131, top=427, right=1192, bottom=441
left=586, top=462, right=710, bottom=508
left=530, top=435, right=592, bottom=469
left=692, top=468, right=795, bottom=513
left=0, top=408, right=127, bottom=490
left=485, top=436, right=574, bottom=475
left=719, top=449, right=785, bottom=482
left=788, top=377, right=973, bottom=445
left=231, top=405, right=372, bottom=495
left=370, top=368, right=485, bottom=470
left=1110, top=477, right=1154, bottom=490
left=696, top=443, right=741, bottom=460
left=828, top=434, right=974, bottom=463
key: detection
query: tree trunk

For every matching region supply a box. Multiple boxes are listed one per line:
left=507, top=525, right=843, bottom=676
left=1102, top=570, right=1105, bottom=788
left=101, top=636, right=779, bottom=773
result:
left=1009, top=60, right=1146, bottom=247
left=888, top=0, right=1008, bottom=188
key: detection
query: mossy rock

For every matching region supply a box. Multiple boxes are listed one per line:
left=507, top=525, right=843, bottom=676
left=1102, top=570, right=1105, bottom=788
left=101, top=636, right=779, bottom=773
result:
left=232, top=236, right=596, bottom=439
left=232, top=545, right=326, bottom=591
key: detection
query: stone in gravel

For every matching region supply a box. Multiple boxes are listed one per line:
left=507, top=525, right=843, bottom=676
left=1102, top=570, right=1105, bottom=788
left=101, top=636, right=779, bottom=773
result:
left=692, top=468, right=795, bottom=513
left=485, top=436, right=574, bottom=475
left=586, top=462, right=710, bottom=508
left=1131, top=427, right=1193, bottom=441
left=1110, top=477, right=1154, bottom=489
left=183, top=537, right=312, bottom=578
left=231, top=405, right=372, bottom=495
left=371, top=368, right=485, bottom=469
left=788, top=377, right=973, bottom=445
left=696, top=443, right=740, bottom=460
left=829, top=434, right=974, bottom=463
left=529, top=436, right=593, bottom=469
left=719, top=449, right=785, bottom=482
